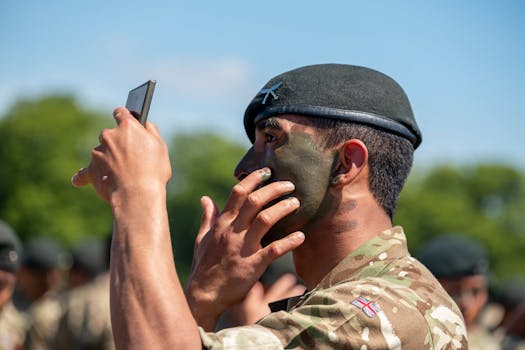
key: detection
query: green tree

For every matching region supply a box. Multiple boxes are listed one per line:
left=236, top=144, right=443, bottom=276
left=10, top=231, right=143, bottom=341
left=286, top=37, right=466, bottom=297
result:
left=166, top=132, right=246, bottom=281
left=0, top=96, right=114, bottom=245
left=395, top=164, right=525, bottom=280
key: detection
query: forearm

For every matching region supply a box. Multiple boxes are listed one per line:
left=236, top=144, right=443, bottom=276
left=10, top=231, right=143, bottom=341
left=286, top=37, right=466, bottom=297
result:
left=110, top=187, right=201, bottom=350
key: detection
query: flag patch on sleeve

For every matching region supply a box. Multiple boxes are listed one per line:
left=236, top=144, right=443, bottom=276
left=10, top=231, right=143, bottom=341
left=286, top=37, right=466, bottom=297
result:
left=351, top=297, right=381, bottom=318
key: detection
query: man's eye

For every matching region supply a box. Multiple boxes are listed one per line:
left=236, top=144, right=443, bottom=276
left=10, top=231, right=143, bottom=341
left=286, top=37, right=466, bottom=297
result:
left=265, top=133, right=276, bottom=143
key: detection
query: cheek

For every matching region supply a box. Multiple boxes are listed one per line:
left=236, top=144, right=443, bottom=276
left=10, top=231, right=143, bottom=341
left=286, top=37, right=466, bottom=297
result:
left=270, top=145, right=334, bottom=212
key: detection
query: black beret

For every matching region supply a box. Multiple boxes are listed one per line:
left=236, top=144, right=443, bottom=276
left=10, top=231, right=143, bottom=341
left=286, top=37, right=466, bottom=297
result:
left=0, top=220, right=22, bottom=272
left=22, top=237, right=70, bottom=270
left=494, top=277, right=525, bottom=309
left=418, top=235, right=489, bottom=278
left=244, top=64, right=422, bottom=148
left=71, top=238, right=107, bottom=275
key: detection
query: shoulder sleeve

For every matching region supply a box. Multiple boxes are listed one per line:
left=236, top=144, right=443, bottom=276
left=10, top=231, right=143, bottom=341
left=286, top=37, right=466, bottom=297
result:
left=200, top=278, right=468, bottom=349
left=201, top=287, right=409, bottom=349
left=199, top=324, right=284, bottom=349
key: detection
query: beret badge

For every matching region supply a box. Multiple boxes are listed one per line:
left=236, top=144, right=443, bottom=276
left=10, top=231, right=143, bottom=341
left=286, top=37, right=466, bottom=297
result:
left=257, top=82, right=282, bottom=105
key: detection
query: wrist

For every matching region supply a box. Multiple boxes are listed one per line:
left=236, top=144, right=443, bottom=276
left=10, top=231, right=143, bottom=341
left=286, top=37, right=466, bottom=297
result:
left=109, top=180, right=167, bottom=210
left=185, top=282, right=224, bottom=331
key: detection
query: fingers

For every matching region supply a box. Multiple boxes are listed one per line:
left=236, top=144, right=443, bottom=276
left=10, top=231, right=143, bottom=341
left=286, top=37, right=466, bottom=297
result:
left=114, top=107, right=162, bottom=139
left=264, top=274, right=305, bottom=302
left=113, top=107, right=136, bottom=125
left=245, top=281, right=265, bottom=302
left=289, top=283, right=307, bottom=298
left=222, top=168, right=272, bottom=215
left=196, top=196, right=218, bottom=246
left=259, top=231, right=305, bottom=266
left=146, top=122, right=161, bottom=138
left=235, top=181, right=295, bottom=228
left=71, top=167, right=92, bottom=187
left=246, top=197, right=300, bottom=244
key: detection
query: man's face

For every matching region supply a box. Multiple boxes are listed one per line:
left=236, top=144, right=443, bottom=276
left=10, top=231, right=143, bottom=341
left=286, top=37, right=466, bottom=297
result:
left=0, top=270, right=16, bottom=309
left=439, top=275, right=488, bottom=328
left=234, top=115, right=338, bottom=245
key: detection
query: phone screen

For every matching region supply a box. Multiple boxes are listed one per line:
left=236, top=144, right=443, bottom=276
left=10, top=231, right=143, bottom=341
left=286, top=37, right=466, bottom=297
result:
left=125, top=80, right=156, bottom=125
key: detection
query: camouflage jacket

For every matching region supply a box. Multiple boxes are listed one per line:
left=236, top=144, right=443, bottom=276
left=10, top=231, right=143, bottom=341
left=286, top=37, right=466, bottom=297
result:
left=0, top=302, right=28, bottom=350
left=23, top=290, right=65, bottom=350
left=200, top=226, right=469, bottom=349
left=53, top=273, right=114, bottom=350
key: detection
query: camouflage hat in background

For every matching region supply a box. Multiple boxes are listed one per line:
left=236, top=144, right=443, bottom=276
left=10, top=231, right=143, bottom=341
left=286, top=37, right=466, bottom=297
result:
left=244, top=64, right=422, bottom=148
left=494, top=277, right=525, bottom=309
left=0, top=220, right=22, bottom=272
left=418, top=234, right=489, bottom=278
left=22, top=236, right=71, bottom=270
left=71, top=238, right=107, bottom=276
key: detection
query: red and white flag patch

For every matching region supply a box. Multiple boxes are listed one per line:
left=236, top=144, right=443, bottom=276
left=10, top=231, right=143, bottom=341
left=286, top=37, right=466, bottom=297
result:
left=351, top=297, right=381, bottom=318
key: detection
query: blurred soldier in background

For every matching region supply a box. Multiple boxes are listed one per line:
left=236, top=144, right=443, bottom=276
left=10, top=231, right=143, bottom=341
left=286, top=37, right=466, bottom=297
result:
left=19, top=237, right=70, bottom=350
left=68, top=238, right=108, bottom=289
left=502, top=302, right=525, bottom=350
left=53, top=236, right=113, bottom=350
left=493, top=277, right=525, bottom=331
left=0, top=220, right=28, bottom=350
left=419, top=234, right=499, bottom=350
left=492, top=277, right=525, bottom=350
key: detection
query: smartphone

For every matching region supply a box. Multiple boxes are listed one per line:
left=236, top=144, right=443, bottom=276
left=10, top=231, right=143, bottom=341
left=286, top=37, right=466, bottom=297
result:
left=125, top=80, right=156, bottom=126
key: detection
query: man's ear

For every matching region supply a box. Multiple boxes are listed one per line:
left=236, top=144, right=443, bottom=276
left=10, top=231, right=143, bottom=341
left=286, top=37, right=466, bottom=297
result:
left=330, top=139, right=368, bottom=187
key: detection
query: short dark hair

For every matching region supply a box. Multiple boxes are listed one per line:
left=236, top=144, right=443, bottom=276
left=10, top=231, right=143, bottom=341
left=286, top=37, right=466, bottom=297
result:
left=307, top=118, right=414, bottom=220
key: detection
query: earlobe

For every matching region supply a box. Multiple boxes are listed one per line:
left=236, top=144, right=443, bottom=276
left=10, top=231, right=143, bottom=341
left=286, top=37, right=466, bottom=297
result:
left=329, top=139, right=368, bottom=187
left=330, top=175, right=343, bottom=186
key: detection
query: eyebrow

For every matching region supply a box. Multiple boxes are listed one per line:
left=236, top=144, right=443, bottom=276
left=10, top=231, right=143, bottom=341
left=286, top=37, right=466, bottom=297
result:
left=255, top=117, right=280, bottom=131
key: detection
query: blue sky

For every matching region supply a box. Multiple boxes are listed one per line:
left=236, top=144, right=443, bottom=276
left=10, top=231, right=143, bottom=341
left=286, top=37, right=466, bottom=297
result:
left=1, top=1, right=524, bottom=168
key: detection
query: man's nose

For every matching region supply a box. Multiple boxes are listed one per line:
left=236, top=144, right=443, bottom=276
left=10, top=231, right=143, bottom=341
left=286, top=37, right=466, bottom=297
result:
left=234, top=147, right=258, bottom=181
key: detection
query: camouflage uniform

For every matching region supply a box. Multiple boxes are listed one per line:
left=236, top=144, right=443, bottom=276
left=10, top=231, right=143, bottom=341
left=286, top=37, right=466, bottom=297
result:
left=502, top=335, right=525, bottom=350
left=0, top=302, right=28, bottom=350
left=53, top=273, right=114, bottom=350
left=23, top=291, right=65, bottom=350
left=200, top=227, right=468, bottom=349
left=467, top=326, right=501, bottom=350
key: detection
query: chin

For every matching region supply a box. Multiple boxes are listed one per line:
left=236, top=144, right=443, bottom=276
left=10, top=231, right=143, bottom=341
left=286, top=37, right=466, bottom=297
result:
left=260, top=213, right=305, bottom=247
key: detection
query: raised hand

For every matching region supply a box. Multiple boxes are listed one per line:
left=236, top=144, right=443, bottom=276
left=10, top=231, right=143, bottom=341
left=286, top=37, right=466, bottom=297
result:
left=185, top=168, right=305, bottom=330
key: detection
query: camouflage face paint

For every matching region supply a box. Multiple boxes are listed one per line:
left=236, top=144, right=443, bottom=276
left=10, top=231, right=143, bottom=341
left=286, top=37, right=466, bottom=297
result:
left=259, top=128, right=338, bottom=245
left=235, top=116, right=353, bottom=245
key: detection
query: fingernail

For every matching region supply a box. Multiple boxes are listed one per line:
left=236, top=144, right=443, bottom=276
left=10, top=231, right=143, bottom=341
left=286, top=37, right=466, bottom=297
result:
left=260, top=168, right=271, bottom=181
left=289, top=197, right=300, bottom=206
left=283, top=181, right=295, bottom=191
left=294, top=232, right=305, bottom=242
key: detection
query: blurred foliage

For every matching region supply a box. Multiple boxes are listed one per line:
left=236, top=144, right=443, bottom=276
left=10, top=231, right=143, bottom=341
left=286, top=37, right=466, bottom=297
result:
left=0, top=96, right=114, bottom=246
left=395, top=164, right=525, bottom=281
left=167, top=133, right=246, bottom=281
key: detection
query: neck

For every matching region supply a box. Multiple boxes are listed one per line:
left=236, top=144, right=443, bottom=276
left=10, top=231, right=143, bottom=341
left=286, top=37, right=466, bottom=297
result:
left=292, top=192, right=392, bottom=290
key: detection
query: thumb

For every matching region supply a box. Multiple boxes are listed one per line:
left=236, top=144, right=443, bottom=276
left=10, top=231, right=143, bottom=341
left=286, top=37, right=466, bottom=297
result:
left=196, top=196, right=218, bottom=245
left=71, top=167, right=92, bottom=188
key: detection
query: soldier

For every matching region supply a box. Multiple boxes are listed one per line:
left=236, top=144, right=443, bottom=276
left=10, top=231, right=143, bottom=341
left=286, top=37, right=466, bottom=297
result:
left=68, top=238, right=108, bottom=289
left=72, top=64, right=468, bottom=349
left=0, top=220, right=28, bottom=350
left=419, top=234, right=499, bottom=350
left=494, top=278, right=525, bottom=350
left=20, top=238, right=69, bottom=350
left=494, top=277, right=525, bottom=332
left=53, top=236, right=114, bottom=350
